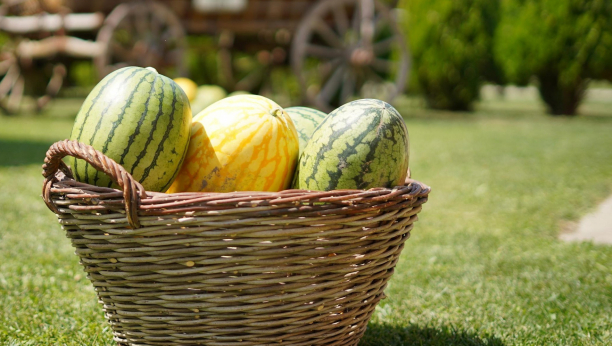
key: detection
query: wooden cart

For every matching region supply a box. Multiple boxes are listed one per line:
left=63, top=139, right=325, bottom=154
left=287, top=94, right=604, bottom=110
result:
left=0, top=0, right=409, bottom=112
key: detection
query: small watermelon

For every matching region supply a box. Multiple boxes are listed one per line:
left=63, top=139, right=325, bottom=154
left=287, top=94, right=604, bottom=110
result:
left=296, top=99, right=409, bottom=191
left=68, top=66, right=192, bottom=192
left=285, top=106, right=328, bottom=155
left=167, top=95, right=299, bottom=193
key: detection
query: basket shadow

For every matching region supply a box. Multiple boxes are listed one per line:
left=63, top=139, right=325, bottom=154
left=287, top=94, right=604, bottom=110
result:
left=0, top=139, right=55, bottom=167
left=360, top=323, right=506, bottom=346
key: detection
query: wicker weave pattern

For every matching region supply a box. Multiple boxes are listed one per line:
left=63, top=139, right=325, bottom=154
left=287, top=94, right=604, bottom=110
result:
left=42, top=140, right=429, bottom=346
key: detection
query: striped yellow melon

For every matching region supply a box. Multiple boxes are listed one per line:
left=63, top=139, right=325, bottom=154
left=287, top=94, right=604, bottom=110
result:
left=167, top=95, right=299, bottom=192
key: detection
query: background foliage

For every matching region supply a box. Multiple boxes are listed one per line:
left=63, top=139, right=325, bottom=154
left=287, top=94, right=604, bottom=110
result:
left=48, top=0, right=612, bottom=115
left=399, top=0, right=500, bottom=111
left=495, top=0, right=612, bottom=115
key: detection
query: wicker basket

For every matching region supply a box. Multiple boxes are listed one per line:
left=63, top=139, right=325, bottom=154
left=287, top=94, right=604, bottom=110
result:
left=42, top=140, right=430, bottom=346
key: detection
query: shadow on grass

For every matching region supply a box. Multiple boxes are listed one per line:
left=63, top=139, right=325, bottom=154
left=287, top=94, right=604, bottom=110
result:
left=360, top=323, right=506, bottom=346
left=0, top=139, right=55, bottom=167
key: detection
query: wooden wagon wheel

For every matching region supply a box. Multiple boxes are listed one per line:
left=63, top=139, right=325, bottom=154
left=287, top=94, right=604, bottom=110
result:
left=217, top=31, right=291, bottom=95
left=0, top=50, right=67, bottom=115
left=0, top=3, right=70, bottom=114
left=291, top=0, right=410, bottom=111
left=0, top=4, right=21, bottom=114
left=95, top=1, right=187, bottom=79
left=0, top=51, right=24, bottom=114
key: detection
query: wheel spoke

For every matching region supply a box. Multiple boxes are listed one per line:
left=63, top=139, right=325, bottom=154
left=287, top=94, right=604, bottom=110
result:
left=0, top=58, right=14, bottom=75
left=124, top=14, right=140, bottom=41
left=0, top=64, right=19, bottom=97
left=371, top=58, right=392, bottom=73
left=235, top=67, right=266, bottom=92
left=150, top=13, right=163, bottom=37
left=305, top=44, right=343, bottom=60
left=360, top=0, right=375, bottom=48
left=317, top=64, right=345, bottom=103
left=141, top=49, right=161, bottom=67
left=111, top=41, right=133, bottom=61
left=373, top=12, right=389, bottom=36
left=165, top=47, right=184, bottom=65
left=7, top=75, right=24, bottom=113
left=372, top=36, right=395, bottom=55
left=45, top=64, right=66, bottom=98
left=351, top=1, right=361, bottom=41
left=133, top=8, right=149, bottom=37
left=218, top=48, right=235, bottom=88
left=313, top=19, right=344, bottom=49
left=355, top=68, right=368, bottom=94
left=332, top=2, right=350, bottom=36
left=316, top=57, right=343, bottom=81
left=161, top=28, right=180, bottom=47
left=365, top=65, right=385, bottom=82
left=340, top=68, right=356, bottom=104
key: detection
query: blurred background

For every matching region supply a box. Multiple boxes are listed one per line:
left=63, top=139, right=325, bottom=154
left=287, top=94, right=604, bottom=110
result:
left=1, top=0, right=610, bottom=115
left=1, top=1, right=611, bottom=345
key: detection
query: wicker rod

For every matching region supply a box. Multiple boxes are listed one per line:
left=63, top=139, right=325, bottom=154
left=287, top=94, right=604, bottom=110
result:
left=42, top=139, right=146, bottom=228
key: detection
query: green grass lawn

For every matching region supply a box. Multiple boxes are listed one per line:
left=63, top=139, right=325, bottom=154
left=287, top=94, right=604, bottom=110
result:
left=1, top=97, right=611, bottom=345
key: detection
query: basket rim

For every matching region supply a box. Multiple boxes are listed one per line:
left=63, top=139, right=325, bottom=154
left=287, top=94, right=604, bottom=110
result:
left=50, top=171, right=430, bottom=200
left=42, top=140, right=430, bottom=228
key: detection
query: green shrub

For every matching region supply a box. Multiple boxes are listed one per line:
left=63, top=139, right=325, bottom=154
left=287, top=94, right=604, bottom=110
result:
left=400, top=0, right=500, bottom=111
left=186, top=35, right=222, bottom=86
left=68, top=61, right=97, bottom=88
left=495, top=0, right=612, bottom=115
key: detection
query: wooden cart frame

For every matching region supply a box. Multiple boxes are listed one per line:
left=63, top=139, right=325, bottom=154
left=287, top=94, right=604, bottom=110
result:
left=0, top=0, right=409, bottom=112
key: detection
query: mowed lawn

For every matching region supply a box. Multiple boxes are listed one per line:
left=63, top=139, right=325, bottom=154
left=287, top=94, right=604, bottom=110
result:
left=0, top=96, right=611, bottom=345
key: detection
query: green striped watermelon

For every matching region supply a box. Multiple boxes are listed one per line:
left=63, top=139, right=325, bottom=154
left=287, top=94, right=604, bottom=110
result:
left=285, top=106, right=328, bottom=155
left=296, top=99, right=409, bottom=191
left=68, top=66, right=192, bottom=192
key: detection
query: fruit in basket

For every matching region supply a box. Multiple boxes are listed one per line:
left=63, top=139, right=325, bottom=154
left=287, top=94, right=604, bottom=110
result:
left=295, top=99, right=409, bottom=191
left=173, top=77, right=198, bottom=101
left=167, top=95, right=299, bottom=193
left=68, top=66, right=192, bottom=192
left=285, top=106, right=328, bottom=155
left=190, top=85, right=227, bottom=114
left=227, top=90, right=251, bottom=97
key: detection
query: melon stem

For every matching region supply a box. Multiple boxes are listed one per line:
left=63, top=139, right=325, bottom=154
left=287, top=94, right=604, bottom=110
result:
left=270, top=107, right=283, bottom=117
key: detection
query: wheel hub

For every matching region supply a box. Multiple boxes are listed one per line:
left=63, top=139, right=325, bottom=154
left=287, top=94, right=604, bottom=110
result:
left=350, top=48, right=374, bottom=66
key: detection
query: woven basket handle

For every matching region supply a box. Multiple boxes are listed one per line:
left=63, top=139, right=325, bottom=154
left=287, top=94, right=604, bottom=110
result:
left=42, top=139, right=145, bottom=229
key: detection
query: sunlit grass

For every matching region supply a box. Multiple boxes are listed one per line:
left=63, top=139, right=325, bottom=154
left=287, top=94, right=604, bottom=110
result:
left=0, top=96, right=611, bottom=345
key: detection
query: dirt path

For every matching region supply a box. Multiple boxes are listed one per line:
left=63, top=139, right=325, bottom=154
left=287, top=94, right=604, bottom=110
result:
left=560, top=196, right=612, bottom=245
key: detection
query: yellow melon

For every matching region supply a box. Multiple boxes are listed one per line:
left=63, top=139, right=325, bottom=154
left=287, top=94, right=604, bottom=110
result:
left=191, top=85, right=227, bottom=114
left=173, top=77, right=198, bottom=102
left=167, top=95, right=299, bottom=193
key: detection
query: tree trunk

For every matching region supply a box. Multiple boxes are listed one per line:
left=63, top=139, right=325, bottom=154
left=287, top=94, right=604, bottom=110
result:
left=537, top=72, right=588, bottom=116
